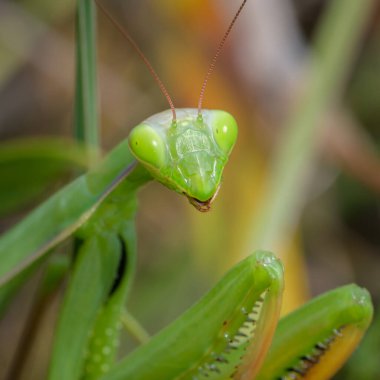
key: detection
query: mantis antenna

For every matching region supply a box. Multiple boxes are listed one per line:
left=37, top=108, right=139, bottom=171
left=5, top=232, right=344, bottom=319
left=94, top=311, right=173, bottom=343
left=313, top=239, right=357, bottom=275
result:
left=197, top=0, right=248, bottom=116
left=95, top=0, right=177, bottom=122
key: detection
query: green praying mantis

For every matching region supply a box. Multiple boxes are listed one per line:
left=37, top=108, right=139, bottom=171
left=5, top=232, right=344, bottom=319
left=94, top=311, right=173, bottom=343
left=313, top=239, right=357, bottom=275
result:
left=0, top=0, right=374, bottom=379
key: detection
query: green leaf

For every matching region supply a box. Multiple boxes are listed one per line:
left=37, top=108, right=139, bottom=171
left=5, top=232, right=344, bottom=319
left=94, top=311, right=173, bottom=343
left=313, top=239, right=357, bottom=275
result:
left=0, top=138, right=90, bottom=217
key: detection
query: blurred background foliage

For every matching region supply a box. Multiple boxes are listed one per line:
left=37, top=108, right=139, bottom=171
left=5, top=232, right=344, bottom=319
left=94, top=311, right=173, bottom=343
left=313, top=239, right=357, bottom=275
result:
left=0, top=0, right=379, bottom=379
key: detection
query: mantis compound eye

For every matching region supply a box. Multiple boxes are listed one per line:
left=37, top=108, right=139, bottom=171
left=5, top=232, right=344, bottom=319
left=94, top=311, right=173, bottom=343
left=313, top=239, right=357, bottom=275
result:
left=129, top=124, right=167, bottom=169
left=211, top=111, right=238, bottom=156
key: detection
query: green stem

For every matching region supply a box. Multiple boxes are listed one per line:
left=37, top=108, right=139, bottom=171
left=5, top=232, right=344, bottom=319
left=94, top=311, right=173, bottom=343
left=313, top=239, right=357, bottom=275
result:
left=121, top=310, right=150, bottom=345
left=74, top=0, right=99, bottom=162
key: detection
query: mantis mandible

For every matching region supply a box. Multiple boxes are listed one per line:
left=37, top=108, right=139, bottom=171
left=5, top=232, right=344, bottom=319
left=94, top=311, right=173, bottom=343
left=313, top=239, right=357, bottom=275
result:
left=0, top=1, right=373, bottom=379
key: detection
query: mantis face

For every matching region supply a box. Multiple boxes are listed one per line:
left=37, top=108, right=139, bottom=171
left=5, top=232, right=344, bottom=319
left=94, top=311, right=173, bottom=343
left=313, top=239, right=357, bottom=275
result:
left=129, top=108, right=238, bottom=211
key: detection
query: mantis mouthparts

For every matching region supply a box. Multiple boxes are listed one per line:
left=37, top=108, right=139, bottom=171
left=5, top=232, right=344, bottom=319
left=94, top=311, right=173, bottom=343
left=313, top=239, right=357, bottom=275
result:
left=186, top=185, right=220, bottom=212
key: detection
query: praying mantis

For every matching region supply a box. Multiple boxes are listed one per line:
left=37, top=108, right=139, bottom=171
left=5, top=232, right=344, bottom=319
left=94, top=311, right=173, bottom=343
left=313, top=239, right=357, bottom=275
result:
left=0, top=0, right=374, bottom=379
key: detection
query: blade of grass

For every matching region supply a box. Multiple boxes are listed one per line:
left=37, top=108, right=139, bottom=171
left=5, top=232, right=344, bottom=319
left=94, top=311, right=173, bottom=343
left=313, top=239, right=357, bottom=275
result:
left=75, top=0, right=100, bottom=161
left=246, top=0, right=375, bottom=253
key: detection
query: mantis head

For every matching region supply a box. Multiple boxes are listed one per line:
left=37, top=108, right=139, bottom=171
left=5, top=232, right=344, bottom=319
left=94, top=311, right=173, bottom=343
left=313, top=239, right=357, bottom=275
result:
left=129, top=108, right=237, bottom=211
left=95, top=0, right=246, bottom=211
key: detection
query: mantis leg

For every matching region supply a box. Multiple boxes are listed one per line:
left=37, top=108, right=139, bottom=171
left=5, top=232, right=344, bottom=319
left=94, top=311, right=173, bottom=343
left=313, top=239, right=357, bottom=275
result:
left=100, top=251, right=284, bottom=380
left=48, top=165, right=151, bottom=380
left=256, top=284, right=373, bottom=380
left=0, top=140, right=139, bottom=287
left=96, top=253, right=372, bottom=380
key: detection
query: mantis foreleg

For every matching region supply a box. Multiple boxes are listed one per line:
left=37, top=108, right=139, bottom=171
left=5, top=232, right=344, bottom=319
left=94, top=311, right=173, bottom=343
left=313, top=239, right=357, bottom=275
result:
left=100, top=251, right=284, bottom=380
left=256, top=284, right=373, bottom=380
left=48, top=165, right=151, bottom=379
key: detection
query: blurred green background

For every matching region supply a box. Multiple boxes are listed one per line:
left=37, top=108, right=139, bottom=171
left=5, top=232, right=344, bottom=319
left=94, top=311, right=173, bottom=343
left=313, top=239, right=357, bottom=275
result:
left=0, top=0, right=379, bottom=379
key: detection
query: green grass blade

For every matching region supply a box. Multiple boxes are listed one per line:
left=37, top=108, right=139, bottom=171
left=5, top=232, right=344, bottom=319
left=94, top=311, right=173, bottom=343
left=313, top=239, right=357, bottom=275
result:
left=246, top=0, right=375, bottom=252
left=74, top=0, right=99, bottom=159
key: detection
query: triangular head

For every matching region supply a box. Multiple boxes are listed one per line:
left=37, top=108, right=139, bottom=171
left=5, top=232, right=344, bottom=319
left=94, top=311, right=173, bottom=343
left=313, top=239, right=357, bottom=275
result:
left=129, top=109, right=237, bottom=211
left=96, top=0, right=246, bottom=211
